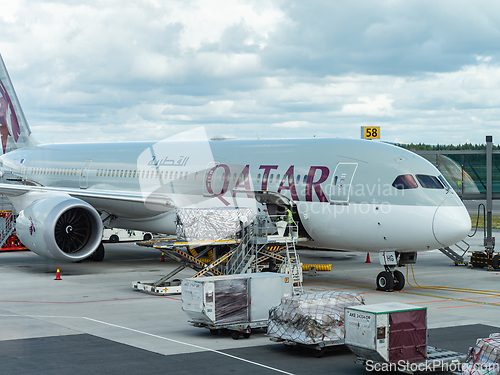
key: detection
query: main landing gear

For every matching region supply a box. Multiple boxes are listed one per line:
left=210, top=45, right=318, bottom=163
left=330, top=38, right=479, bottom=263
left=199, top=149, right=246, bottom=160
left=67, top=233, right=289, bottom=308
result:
left=88, top=242, right=105, bottom=262
left=376, top=251, right=416, bottom=292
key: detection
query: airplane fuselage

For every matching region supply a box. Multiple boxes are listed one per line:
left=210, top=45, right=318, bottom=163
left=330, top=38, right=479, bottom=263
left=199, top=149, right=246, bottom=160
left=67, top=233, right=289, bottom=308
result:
left=0, top=137, right=471, bottom=253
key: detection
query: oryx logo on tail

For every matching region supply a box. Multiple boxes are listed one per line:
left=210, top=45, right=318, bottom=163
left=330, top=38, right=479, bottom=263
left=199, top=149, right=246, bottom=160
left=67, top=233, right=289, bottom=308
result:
left=0, top=80, right=21, bottom=154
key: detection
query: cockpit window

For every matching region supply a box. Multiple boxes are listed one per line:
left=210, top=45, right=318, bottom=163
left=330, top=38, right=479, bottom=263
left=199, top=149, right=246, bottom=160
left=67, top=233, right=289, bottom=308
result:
left=392, top=174, right=418, bottom=190
left=438, top=175, right=452, bottom=190
left=416, top=174, right=445, bottom=189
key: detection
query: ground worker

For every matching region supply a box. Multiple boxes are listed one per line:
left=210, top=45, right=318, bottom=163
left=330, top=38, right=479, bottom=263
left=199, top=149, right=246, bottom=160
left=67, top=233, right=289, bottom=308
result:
left=284, top=208, right=294, bottom=236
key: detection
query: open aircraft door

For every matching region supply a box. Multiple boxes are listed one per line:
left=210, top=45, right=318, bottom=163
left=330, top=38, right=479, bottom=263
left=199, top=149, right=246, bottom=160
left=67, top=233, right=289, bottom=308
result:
left=329, top=163, right=358, bottom=204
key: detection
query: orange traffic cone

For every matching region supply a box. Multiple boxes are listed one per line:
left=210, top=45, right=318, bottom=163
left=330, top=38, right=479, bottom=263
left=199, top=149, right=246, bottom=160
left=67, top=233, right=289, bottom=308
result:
left=365, top=253, right=371, bottom=263
left=160, top=253, right=165, bottom=262
left=55, top=267, right=62, bottom=280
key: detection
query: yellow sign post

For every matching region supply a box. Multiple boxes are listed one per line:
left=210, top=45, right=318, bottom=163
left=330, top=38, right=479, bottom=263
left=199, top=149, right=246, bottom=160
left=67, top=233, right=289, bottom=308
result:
left=361, top=126, right=380, bottom=139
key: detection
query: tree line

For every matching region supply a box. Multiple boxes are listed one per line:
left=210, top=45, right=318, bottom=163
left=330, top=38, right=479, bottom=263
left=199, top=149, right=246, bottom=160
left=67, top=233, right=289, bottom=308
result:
left=396, top=143, right=500, bottom=151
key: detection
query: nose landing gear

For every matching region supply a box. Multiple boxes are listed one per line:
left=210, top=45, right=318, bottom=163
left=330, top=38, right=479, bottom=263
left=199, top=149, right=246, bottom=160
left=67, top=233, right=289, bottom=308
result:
left=376, top=252, right=415, bottom=292
left=376, top=269, right=405, bottom=291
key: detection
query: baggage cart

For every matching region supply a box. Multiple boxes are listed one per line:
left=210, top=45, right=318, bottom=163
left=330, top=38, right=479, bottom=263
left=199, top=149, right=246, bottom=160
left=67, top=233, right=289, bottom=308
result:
left=182, top=273, right=293, bottom=339
left=270, top=336, right=345, bottom=358
left=267, top=291, right=365, bottom=357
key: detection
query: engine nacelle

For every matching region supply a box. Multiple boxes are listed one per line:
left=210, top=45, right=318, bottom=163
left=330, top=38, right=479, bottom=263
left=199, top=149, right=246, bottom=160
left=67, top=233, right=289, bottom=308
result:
left=16, top=196, right=103, bottom=261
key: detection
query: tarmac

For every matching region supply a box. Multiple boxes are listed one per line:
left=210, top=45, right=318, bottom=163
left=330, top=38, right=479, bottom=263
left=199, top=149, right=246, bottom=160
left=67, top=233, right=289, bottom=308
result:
left=1, top=230, right=500, bottom=375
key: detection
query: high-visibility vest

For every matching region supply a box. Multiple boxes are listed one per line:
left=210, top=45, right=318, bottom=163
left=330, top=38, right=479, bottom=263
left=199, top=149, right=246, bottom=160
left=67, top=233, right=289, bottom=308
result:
left=285, top=209, right=294, bottom=223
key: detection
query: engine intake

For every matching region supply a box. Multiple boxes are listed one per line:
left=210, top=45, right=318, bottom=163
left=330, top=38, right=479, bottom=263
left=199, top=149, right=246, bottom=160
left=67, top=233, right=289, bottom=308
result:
left=16, top=196, right=103, bottom=261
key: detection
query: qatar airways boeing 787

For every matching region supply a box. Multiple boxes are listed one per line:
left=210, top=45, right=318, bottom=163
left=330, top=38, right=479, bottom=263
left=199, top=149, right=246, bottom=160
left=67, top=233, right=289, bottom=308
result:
left=0, top=54, right=470, bottom=291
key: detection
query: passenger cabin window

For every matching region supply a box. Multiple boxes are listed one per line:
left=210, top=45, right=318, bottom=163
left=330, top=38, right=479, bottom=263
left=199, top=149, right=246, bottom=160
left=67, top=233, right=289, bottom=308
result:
left=416, top=175, right=445, bottom=189
left=392, top=174, right=418, bottom=190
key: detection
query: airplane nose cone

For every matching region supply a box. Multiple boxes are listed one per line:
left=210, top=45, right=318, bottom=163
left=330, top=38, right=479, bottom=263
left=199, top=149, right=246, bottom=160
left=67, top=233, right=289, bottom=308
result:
left=432, top=197, right=471, bottom=247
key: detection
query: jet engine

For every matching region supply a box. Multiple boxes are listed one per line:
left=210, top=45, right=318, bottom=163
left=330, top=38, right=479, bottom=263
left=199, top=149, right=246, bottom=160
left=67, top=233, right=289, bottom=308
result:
left=16, top=196, right=103, bottom=261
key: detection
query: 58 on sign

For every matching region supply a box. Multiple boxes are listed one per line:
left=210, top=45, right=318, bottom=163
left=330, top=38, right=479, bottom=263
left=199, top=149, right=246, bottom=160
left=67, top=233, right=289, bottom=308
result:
left=361, top=126, right=380, bottom=139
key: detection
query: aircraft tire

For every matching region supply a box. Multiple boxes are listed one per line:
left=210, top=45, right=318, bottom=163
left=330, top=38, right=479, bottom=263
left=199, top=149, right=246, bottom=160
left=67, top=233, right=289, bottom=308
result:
left=313, top=348, right=325, bottom=358
left=492, top=254, right=500, bottom=270
left=376, top=271, right=394, bottom=291
left=393, top=270, right=405, bottom=291
left=90, top=243, right=105, bottom=262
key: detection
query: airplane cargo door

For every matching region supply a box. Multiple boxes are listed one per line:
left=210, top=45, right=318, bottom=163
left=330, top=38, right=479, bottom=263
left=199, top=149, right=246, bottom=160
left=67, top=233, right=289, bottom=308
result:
left=329, top=163, right=358, bottom=204
left=80, top=159, right=92, bottom=189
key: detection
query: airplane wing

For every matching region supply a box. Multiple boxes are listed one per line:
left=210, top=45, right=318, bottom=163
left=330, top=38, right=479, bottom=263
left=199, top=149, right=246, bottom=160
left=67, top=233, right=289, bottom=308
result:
left=0, top=183, right=175, bottom=209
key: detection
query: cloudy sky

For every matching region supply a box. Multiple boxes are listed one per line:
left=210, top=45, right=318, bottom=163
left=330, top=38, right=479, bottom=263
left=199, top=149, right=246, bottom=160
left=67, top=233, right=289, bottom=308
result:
left=1, top=0, right=500, bottom=145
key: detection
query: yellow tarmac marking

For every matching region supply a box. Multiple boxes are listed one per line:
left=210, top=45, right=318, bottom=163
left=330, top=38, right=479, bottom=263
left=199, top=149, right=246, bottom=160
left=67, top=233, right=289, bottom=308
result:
left=305, top=278, right=500, bottom=309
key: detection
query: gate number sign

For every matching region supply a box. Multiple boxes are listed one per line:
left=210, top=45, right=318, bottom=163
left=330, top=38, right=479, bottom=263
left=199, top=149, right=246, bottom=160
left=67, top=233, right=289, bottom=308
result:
left=361, top=126, right=380, bottom=139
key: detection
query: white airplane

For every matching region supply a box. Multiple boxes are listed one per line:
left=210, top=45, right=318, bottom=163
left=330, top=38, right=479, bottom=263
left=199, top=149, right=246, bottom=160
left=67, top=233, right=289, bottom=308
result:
left=0, top=55, right=471, bottom=291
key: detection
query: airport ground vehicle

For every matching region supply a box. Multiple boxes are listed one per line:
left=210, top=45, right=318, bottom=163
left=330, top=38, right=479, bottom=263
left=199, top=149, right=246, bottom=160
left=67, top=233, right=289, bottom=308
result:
left=102, top=228, right=152, bottom=243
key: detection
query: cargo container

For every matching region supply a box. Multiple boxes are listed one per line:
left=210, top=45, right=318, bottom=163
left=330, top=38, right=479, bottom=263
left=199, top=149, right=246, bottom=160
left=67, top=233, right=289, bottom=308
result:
left=182, top=273, right=293, bottom=339
left=345, top=303, right=464, bottom=373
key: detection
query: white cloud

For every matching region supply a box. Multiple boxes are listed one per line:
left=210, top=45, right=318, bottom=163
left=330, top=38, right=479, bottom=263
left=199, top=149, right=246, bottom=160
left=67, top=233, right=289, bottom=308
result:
left=2, top=0, right=500, bottom=146
left=476, top=55, right=492, bottom=62
left=170, top=0, right=285, bottom=51
left=341, top=95, right=395, bottom=117
left=0, top=0, right=20, bottom=23
left=272, top=121, right=309, bottom=128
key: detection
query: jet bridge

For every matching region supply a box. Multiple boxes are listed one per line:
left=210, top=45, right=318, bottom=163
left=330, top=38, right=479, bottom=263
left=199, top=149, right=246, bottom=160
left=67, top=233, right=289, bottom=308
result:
left=133, top=206, right=306, bottom=295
